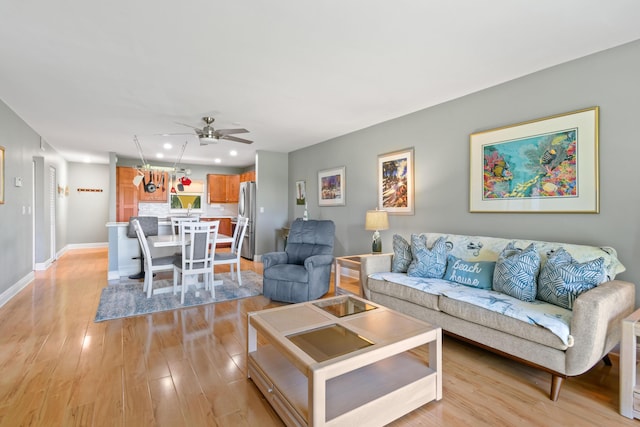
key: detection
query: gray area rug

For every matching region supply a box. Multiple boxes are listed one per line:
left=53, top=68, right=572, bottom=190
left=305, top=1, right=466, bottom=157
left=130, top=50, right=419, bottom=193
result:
left=95, top=270, right=263, bottom=322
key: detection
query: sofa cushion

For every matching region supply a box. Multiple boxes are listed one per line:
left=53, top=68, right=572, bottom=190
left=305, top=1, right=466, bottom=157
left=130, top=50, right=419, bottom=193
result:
left=438, top=295, right=570, bottom=350
left=493, top=242, right=540, bottom=302
left=367, top=273, right=441, bottom=311
left=419, top=232, right=625, bottom=280
left=407, top=235, right=447, bottom=278
left=537, top=248, right=605, bottom=310
left=443, top=255, right=495, bottom=290
left=391, top=234, right=412, bottom=273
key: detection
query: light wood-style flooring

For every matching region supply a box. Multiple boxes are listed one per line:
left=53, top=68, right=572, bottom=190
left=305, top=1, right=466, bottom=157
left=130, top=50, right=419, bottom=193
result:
left=0, top=248, right=634, bottom=426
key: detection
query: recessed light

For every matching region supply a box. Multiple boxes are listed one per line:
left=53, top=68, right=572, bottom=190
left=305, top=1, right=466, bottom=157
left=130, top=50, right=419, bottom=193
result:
left=230, top=150, right=238, bottom=156
left=214, top=158, right=221, bottom=164
left=163, top=143, right=172, bottom=150
left=156, top=153, right=164, bottom=159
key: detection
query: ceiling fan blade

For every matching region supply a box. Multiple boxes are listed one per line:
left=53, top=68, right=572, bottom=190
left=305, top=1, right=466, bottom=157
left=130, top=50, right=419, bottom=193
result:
left=222, top=135, right=253, bottom=144
left=175, top=122, right=201, bottom=130
left=215, top=128, right=249, bottom=136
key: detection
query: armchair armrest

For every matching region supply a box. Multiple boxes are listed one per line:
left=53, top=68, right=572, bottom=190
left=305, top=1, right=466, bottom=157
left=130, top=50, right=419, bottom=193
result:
left=360, top=253, right=393, bottom=299
left=262, top=252, right=288, bottom=269
left=304, top=254, right=334, bottom=270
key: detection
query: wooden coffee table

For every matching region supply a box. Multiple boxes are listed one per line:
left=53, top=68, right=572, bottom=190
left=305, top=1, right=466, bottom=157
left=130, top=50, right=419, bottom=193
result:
left=247, top=295, right=442, bottom=426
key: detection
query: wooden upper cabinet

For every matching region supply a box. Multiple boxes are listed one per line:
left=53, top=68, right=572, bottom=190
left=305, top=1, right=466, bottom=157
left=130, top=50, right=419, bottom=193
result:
left=226, top=175, right=240, bottom=203
left=207, top=174, right=240, bottom=203
left=240, top=170, right=256, bottom=183
left=138, top=171, right=169, bottom=202
left=116, top=167, right=139, bottom=222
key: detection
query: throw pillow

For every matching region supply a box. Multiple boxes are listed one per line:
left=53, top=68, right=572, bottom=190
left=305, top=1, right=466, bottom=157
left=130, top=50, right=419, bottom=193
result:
left=443, top=255, right=495, bottom=289
left=391, top=234, right=412, bottom=273
left=537, top=248, right=605, bottom=310
left=493, top=242, right=540, bottom=302
left=407, top=235, right=448, bottom=279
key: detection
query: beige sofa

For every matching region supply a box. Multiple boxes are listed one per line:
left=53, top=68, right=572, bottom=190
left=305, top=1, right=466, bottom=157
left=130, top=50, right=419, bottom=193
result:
left=360, top=233, right=635, bottom=400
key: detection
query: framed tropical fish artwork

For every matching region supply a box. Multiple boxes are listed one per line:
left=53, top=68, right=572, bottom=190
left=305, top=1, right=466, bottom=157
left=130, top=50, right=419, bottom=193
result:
left=469, top=107, right=599, bottom=213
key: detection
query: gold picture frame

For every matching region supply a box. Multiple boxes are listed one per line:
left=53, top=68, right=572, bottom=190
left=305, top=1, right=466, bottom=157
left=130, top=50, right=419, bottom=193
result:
left=0, top=146, right=4, bottom=204
left=470, top=107, right=599, bottom=213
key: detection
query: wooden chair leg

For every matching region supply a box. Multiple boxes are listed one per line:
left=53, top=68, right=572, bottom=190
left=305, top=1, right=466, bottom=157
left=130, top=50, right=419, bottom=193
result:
left=550, top=375, right=563, bottom=401
left=602, top=354, right=612, bottom=366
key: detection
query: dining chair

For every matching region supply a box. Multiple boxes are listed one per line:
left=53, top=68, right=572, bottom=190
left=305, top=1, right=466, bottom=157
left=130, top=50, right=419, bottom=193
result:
left=132, top=219, right=175, bottom=298
left=213, top=216, right=249, bottom=286
left=173, top=221, right=219, bottom=304
left=170, top=216, right=199, bottom=236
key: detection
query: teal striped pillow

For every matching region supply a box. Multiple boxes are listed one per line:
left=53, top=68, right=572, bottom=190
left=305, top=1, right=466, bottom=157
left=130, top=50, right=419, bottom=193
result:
left=407, top=235, right=448, bottom=279
left=537, top=248, right=604, bottom=309
left=493, top=242, right=540, bottom=302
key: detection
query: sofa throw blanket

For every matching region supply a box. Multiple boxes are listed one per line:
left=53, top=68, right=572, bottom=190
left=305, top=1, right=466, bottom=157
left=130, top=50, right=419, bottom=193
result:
left=369, top=272, right=573, bottom=346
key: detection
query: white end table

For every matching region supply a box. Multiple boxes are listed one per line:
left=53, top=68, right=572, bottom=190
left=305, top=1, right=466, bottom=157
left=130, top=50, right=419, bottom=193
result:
left=620, top=308, right=640, bottom=418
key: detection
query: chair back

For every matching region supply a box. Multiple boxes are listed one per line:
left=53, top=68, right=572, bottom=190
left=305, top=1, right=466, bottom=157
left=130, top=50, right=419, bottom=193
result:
left=180, top=221, right=218, bottom=272
left=127, top=216, right=158, bottom=238
left=231, top=216, right=250, bottom=255
left=132, top=219, right=153, bottom=269
left=170, top=216, right=199, bottom=236
left=285, top=219, right=335, bottom=264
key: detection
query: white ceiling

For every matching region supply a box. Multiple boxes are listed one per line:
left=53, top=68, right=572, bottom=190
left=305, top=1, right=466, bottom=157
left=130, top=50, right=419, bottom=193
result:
left=1, top=1, right=640, bottom=168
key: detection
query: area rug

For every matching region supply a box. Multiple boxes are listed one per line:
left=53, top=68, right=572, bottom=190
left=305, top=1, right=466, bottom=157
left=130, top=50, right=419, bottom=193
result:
left=94, top=270, right=263, bottom=322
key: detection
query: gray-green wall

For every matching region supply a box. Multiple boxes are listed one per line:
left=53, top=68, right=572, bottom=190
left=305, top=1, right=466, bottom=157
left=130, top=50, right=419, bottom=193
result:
left=289, top=39, right=640, bottom=306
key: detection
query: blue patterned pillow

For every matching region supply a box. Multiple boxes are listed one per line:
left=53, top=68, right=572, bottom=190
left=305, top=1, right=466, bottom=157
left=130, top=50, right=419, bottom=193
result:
left=391, top=234, right=412, bottom=273
left=443, top=255, right=495, bottom=289
left=537, top=248, right=605, bottom=309
left=407, top=235, right=447, bottom=278
left=493, top=242, right=540, bottom=302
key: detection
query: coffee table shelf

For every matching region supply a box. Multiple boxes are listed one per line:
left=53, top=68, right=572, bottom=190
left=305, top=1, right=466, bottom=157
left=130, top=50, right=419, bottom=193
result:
left=247, top=296, right=442, bottom=427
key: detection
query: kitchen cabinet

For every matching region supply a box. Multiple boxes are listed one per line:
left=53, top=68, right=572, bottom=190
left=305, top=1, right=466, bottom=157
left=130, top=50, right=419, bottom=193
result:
left=207, top=174, right=240, bottom=203
left=240, top=170, right=255, bottom=183
left=116, top=167, right=138, bottom=222
left=201, top=217, right=232, bottom=247
left=138, top=171, right=169, bottom=202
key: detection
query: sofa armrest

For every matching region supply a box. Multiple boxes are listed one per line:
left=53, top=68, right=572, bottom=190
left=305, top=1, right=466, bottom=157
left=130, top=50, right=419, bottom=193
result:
left=360, top=253, right=393, bottom=299
left=566, top=279, right=635, bottom=376
left=262, top=252, right=288, bottom=269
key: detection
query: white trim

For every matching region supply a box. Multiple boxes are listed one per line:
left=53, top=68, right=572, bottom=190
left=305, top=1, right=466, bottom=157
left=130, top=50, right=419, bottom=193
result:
left=108, top=270, right=120, bottom=281
left=66, top=242, right=108, bottom=250
left=35, top=258, right=53, bottom=271
left=0, top=272, right=35, bottom=308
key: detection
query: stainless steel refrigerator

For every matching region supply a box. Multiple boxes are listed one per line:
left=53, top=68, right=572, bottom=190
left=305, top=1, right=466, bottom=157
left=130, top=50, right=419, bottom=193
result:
left=238, top=181, right=256, bottom=260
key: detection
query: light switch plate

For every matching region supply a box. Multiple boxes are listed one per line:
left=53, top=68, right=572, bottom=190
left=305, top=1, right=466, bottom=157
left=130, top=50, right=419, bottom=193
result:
left=15, top=177, right=23, bottom=187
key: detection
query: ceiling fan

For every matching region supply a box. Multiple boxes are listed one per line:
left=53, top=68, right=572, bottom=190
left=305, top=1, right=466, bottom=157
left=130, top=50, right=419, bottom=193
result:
left=179, top=117, right=253, bottom=145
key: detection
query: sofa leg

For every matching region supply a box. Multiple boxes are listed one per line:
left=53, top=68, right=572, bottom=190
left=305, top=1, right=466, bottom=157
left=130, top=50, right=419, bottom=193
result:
left=602, top=354, right=612, bottom=366
left=550, top=375, right=563, bottom=401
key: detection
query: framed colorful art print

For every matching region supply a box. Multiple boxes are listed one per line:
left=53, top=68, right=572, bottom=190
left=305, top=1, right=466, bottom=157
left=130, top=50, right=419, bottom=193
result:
left=318, top=166, right=345, bottom=206
left=378, top=147, right=414, bottom=215
left=469, top=107, right=599, bottom=213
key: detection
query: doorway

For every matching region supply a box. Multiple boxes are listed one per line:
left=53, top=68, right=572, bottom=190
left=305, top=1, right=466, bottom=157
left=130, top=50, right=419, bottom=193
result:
left=49, top=165, right=56, bottom=262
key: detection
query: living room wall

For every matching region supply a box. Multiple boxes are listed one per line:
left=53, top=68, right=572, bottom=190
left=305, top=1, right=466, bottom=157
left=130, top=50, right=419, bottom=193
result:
left=289, top=39, right=640, bottom=307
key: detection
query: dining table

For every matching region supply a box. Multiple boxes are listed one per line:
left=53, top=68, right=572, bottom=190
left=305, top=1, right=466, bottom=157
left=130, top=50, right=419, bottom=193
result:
left=145, top=233, right=234, bottom=295
left=147, top=233, right=233, bottom=248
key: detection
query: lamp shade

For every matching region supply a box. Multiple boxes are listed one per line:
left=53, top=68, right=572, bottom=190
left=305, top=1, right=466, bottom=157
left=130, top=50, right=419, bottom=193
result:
left=365, top=209, right=389, bottom=231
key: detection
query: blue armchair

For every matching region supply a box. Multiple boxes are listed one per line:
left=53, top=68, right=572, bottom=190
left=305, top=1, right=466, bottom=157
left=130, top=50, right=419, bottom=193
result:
left=262, top=219, right=335, bottom=303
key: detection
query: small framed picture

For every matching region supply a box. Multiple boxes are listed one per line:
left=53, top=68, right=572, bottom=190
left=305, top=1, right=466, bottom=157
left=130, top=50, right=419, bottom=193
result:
left=295, top=180, right=306, bottom=205
left=318, top=166, right=345, bottom=206
left=378, top=148, right=414, bottom=215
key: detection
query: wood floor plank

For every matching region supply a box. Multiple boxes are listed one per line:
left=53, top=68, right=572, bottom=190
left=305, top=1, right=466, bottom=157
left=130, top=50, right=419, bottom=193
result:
left=0, top=247, right=637, bottom=426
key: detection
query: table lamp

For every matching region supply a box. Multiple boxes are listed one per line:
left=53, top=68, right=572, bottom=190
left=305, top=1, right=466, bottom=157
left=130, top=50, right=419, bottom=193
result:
left=365, top=209, right=389, bottom=253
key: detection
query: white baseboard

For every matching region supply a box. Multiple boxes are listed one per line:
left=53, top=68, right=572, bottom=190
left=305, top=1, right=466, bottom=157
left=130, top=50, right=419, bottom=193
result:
left=0, top=272, right=35, bottom=308
left=108, top=270, right=121, bottom=281
left=35, top=258, right=53, bottom=271
left=66, top=242, right=108, bottom=250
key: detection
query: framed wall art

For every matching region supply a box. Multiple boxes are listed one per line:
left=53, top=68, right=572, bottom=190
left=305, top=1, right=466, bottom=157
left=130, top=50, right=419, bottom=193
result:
left=469, top=107, right=599, bottom=213
left=318, top=166, right=345, bottom=206
left=295, top=180, right=306, bottom=205
left=378, top=147, right=414, bottom=215
left=0, top=146, right=4, bottom=204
